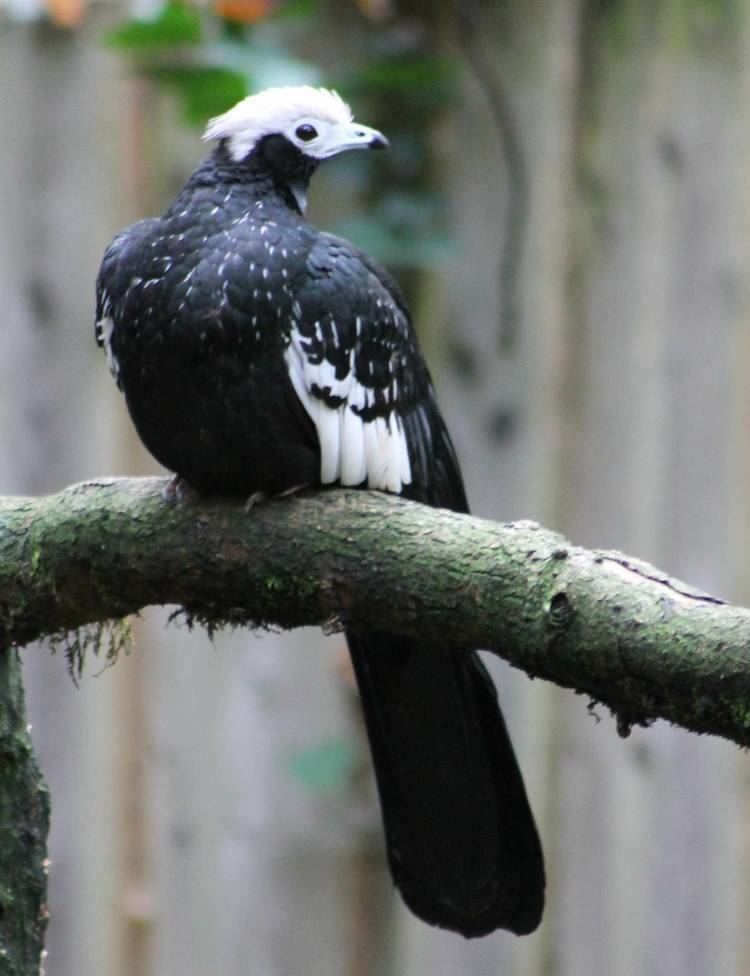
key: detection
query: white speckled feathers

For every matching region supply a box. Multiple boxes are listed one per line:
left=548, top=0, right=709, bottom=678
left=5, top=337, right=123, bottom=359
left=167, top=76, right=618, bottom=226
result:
left=95, top=89, right=435, bottom=498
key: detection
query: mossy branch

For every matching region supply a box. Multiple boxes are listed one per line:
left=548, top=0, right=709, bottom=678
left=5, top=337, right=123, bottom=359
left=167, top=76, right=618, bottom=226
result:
left=0, top=649, right=49, bottom=976
left=1, top=477, right=750, bottom=746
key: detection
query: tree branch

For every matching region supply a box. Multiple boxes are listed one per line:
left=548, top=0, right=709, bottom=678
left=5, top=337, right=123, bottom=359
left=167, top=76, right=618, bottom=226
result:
left=2, top=477, right=749, bottom=746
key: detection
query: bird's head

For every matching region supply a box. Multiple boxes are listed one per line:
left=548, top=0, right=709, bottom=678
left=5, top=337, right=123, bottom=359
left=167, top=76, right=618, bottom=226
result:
left=203, top=86, right=388, bottom=212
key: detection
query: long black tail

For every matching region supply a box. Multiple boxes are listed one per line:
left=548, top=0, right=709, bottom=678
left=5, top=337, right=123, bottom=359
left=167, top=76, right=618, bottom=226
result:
left=347, top=630, right=545, bottom=937
left=345, top=391, right=544, bottom=935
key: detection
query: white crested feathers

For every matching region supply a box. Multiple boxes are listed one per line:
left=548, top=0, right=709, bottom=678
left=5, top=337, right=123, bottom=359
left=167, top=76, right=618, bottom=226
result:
left=203, top=86, right=354, bottom=163
left=284, top=327, right=412, bottom=494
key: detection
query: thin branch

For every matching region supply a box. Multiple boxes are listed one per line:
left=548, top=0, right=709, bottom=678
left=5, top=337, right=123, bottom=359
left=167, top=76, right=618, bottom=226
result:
left=2, top=477, right=750, bottom=746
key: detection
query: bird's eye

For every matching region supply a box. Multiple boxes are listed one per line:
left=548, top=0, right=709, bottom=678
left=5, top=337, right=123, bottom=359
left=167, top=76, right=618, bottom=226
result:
left=295, top=123, right=318, bottom=142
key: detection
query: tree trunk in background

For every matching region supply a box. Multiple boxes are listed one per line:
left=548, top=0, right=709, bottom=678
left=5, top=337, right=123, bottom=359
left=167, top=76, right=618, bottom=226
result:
left=3, top=3, right=750, bottom=976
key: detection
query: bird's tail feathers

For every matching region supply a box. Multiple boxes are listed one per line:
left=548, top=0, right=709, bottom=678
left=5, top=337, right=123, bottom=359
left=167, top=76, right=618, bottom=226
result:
left=346, top=630, right=545, bottom=938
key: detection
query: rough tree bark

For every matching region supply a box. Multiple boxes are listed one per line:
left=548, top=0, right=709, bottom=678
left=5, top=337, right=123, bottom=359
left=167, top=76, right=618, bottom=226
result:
left=1, top=476, right=749, bottom=744
left=0, top=652, right=50, bottom=976
left=2, top=475, right=750, bottom=973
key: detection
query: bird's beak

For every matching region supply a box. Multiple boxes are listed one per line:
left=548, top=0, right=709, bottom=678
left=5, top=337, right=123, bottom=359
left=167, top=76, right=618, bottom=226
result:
left=318, top=122, right=390, bottom=159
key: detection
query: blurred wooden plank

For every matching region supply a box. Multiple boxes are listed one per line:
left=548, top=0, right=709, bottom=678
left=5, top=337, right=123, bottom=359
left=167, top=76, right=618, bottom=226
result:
left=555, top=7, right=750, bottom=976
left=0, top=20, right=126, bottom=976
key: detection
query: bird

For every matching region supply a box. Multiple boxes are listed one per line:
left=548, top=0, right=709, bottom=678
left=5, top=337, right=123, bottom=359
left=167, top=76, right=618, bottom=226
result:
left=95, top=85, right=545, bottom=938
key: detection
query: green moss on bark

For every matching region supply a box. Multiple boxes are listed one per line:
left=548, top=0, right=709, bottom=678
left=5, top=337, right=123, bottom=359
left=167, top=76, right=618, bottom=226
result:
left=0, top=649, right=49, bottom=976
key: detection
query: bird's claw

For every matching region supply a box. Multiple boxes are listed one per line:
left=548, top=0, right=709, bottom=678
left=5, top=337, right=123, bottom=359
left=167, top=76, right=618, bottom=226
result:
left=275, top=482, right=310, bottom=499
left=244, top=490, right=268, bottom=512
left=244, top=483, right=309, bottom=512
left=162, top=475, right=199, bottom=504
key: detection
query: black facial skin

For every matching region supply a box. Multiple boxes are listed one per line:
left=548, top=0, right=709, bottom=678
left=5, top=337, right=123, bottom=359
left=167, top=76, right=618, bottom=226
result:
left=256, top=133, right=318, bottom=187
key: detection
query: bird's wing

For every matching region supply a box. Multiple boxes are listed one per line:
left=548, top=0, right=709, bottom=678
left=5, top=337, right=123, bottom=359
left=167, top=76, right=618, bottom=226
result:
left=95, top=219, right=160, bottom=385
left=287, top=233, right=467, bottom=508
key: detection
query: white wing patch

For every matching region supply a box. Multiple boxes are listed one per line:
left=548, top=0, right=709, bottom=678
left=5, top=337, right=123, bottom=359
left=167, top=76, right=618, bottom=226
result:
left=284, top=328, right=412, bottom=494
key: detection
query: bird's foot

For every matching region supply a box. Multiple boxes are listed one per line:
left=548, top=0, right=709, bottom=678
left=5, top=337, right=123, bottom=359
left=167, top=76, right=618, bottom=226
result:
left=275, top=482, right=310, bottom=499
left=162, top=475, right=199, bottom=504
left=244, top=490, right=268, bottom=512
left=244, top=483, right=310, bottom=512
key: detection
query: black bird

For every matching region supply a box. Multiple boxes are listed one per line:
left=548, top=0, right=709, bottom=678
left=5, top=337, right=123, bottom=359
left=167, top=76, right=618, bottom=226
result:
left=96, top=86, right=545, bottom=937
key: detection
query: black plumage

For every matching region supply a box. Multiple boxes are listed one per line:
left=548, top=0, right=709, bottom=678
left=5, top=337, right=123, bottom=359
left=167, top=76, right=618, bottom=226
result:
left=96, top=86, right=545, bottom=937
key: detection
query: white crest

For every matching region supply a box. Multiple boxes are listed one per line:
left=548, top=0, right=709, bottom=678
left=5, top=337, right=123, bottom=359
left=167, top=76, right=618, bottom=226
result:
left=203, top=86, right=356, bottom=162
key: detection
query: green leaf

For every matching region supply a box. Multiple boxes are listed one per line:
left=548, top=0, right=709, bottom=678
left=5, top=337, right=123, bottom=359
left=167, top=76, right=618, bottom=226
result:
left=284, top=736, right=356, bottom=795
left=147, top=65, right=248, bottom=124
left=338, top=56, right=461, bottom=108
left=269, top=0, right=317, bottom=20
left=331, top=192, right=456, bottom=270
left=104, top=1, right=203, bottom=50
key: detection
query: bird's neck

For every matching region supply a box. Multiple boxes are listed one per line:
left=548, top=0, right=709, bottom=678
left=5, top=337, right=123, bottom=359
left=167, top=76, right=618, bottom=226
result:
left=173, top=144, right=310, bottom=217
